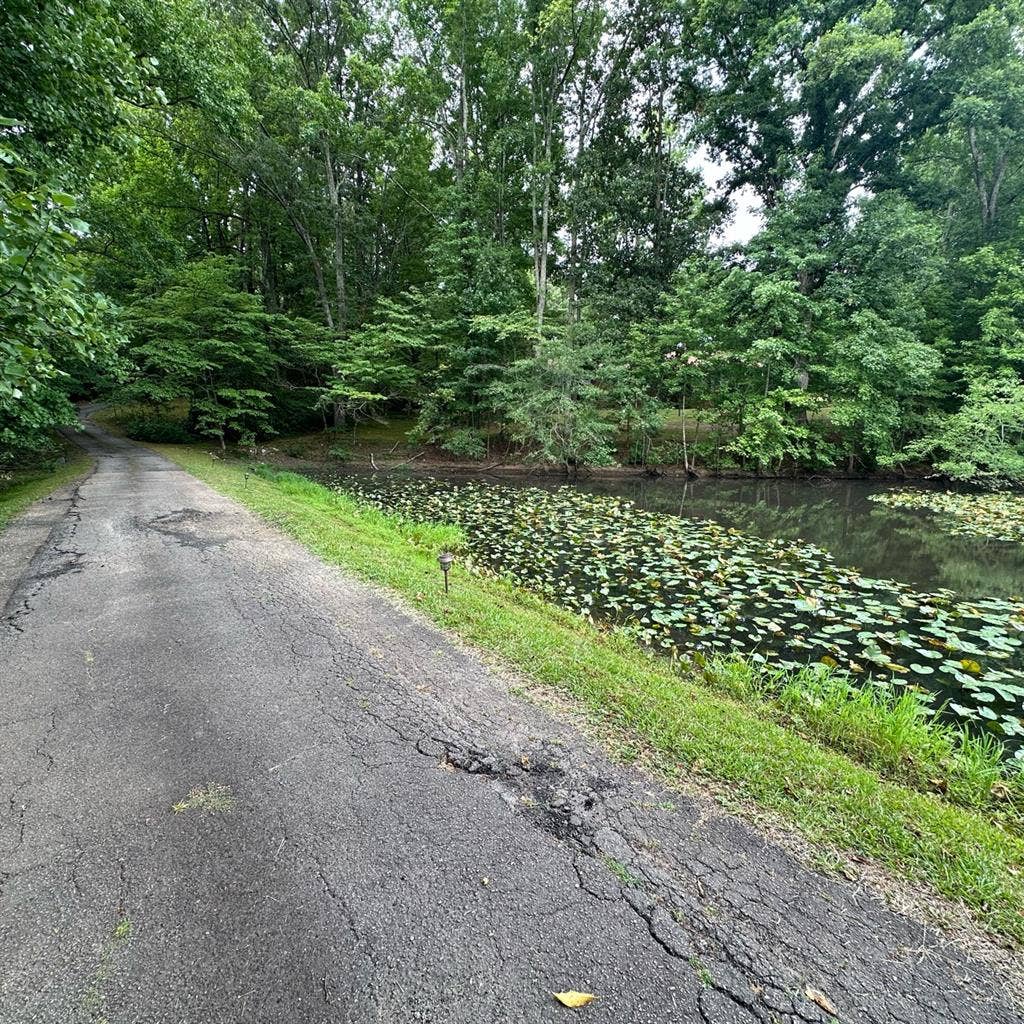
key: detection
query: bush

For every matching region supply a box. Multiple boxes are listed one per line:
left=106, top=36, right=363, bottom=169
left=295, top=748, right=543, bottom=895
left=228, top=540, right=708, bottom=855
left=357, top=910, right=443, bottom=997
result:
left=889, top=371, right=1024, bottom=487
left=0, top=432, right=65, bottom=469
left=647, top=440, right=689, bottom=466
left=123, top=415, right=191, bottom=443
left=693, top=433, right=739, bottom=470
left=441, top=428, right=487, bottom=460
left=327, top=444, right=351, bottom=462
left=485, top=329, right=621, bottom=470
left=726, top=389, right=836, bottom=473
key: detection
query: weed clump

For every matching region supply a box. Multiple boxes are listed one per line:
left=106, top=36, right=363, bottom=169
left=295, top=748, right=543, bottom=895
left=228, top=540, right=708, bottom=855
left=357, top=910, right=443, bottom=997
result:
left=172, top=783, right=235, bottom=815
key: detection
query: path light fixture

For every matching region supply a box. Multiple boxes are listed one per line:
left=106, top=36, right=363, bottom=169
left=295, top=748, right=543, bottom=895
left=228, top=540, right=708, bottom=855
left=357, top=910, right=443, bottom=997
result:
left=438, top=551, right=455, bottom=594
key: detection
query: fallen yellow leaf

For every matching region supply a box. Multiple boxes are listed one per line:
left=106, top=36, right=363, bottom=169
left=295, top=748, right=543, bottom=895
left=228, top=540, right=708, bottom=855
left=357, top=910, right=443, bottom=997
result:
left=553, top=991, right=596, bottom=1008
left=805, top=986, right=838, bottom=1017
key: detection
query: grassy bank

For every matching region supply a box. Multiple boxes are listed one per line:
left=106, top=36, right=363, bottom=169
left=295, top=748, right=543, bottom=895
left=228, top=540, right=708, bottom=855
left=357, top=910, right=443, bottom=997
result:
left=702, top=657, right=1022, bottom=816
left=156, top=444, right=1024, bottom=946
left=0, top=442, right=92, bottom=531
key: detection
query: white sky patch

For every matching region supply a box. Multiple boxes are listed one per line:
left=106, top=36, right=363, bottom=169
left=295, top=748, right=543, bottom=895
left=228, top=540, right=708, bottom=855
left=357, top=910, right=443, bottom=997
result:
left=689, top=144, right=765, bottom=246
left=846, top=183, right=871, bottom=224
left=715, top=184, right=764, bottom=246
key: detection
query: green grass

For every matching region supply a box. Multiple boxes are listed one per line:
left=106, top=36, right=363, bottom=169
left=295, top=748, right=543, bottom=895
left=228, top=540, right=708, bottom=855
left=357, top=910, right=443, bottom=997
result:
left=602, top=855, right=644, bottom=888
left=690, top=957, right=714, bottom=988
left=0, top=442, right=92, bottom=531
left=704, top=656, right=1022, bottom=816
left=155, top=446, right=1024, bottom=945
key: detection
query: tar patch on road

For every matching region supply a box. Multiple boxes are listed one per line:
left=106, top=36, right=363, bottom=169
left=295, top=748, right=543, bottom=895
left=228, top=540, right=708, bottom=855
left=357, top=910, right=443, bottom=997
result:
left=429, top=737, right=625, bottom=882
left=139, top=508, right=226, bottom=551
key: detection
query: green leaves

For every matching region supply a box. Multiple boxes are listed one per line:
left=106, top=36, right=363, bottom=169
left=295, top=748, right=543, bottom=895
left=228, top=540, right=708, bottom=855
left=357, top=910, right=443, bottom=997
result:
left=0, top=149, right=123, bottom=460
left=118, top=256, right=319, bottom=443
left=485, top=330, right=624, bottom=470
left=4, top=0, right=1022, bottom=493
left=193, top=388, right=274, bottom=447
left=889, top=372, right=1024, bottom=486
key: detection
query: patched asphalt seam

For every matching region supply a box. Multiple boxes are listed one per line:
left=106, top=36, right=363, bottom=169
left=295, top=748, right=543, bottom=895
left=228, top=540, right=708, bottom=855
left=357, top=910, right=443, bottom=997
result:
left=1, top=471, right=93, bottom=634
left=137, top=508, right=226, bottom=551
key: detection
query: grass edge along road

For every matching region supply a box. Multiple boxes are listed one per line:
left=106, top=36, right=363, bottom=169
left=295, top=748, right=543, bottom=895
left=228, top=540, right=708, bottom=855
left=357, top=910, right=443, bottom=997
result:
left=155, top=444, right=1024, bottom=947
left=0, top=442, right=92, bottom=532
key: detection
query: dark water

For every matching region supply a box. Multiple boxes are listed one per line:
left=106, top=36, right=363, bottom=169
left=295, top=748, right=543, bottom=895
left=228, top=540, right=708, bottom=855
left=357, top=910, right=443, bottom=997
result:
left=333, top=468, right=1024, bottom=600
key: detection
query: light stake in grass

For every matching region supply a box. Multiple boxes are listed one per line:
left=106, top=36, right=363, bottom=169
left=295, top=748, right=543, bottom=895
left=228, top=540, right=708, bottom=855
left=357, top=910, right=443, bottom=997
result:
left=438, top=550, right=455, bottom=593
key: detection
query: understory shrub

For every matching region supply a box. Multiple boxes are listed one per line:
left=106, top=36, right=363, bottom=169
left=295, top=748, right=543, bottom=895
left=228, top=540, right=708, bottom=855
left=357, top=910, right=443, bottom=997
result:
left=646, top=440, right=689, bottom=467
left=0, top=433, right=66, bottom=469
left=123, top=415, right=191, bottom=444
left=440, top=428, right=487, bottom=460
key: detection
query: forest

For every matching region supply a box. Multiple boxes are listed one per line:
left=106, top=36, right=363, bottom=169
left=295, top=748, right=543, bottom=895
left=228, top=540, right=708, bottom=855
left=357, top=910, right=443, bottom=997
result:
left=3, top=0, right=1024, bottom=482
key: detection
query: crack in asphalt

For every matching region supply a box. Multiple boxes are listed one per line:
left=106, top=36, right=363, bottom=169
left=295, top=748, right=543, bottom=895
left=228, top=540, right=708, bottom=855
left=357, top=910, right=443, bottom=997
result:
left=67, top=840, right=86, bottom=898
left=417, top=733, right=798, bottom=1022
left=31, top=708, right=58, bottom=773
left=2, top=478, right=91, bottom=635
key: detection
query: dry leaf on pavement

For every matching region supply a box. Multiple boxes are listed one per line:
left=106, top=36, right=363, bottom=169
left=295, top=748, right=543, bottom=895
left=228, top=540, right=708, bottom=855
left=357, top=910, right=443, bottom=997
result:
left=805, top=985, right=839, bottom=1017
left=553, top=991, right=596, bottom=1008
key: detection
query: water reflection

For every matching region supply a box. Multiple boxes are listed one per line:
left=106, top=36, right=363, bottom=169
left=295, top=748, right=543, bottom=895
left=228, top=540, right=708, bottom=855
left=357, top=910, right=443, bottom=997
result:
left=544, top=476, right=1024, bottom=602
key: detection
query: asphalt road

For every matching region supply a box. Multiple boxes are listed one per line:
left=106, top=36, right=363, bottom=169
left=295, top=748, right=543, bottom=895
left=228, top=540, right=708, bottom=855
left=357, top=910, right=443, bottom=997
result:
left=0, top=422, right=1018, bottom=1023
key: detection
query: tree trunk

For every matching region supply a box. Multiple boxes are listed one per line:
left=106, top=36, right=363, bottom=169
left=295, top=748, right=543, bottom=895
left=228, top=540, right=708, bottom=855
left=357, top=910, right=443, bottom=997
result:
left=968, top=127, right=1009, bottom=234
left=680, top=395, right=689, bottom=473
left=323, top=140, right=347, bottom=333
left=260, top=226, right=278, bottom=313
left=296, top=221, right=334, bottom=330
left=536, top=114, right=553, bottom=330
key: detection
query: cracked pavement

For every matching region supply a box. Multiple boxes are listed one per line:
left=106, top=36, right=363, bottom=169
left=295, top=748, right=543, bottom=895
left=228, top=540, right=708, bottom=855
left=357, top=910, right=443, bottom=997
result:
left=0, top=421, right=1019, bottom=1023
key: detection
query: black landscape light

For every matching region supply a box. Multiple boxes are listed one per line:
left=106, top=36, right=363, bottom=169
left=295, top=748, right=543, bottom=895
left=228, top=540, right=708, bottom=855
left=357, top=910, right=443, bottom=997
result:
left=438, top=550, right=455, bottom=593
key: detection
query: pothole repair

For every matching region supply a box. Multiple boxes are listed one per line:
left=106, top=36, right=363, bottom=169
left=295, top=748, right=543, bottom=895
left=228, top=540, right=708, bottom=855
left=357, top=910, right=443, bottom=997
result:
left=141, top=509, right=224, bottom=551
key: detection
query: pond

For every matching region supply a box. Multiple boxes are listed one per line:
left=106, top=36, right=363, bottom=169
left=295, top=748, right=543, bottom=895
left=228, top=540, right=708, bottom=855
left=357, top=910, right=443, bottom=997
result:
left=312, top=467, right=1024, bottom=757
left=565, top=476, right=1024, bottom=602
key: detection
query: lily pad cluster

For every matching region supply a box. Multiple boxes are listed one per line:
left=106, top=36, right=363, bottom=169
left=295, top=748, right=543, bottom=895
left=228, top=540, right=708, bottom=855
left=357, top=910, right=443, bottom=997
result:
left=338, top=475, right=1024, bottom=754
left=868, top=489, right=1024, bottom=545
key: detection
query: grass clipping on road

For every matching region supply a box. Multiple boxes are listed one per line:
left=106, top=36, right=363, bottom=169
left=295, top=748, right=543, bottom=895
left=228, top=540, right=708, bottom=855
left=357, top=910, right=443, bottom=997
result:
left=0, top=443, right=92, bottom=531
left=158, top=445, right=1024, bottom=947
